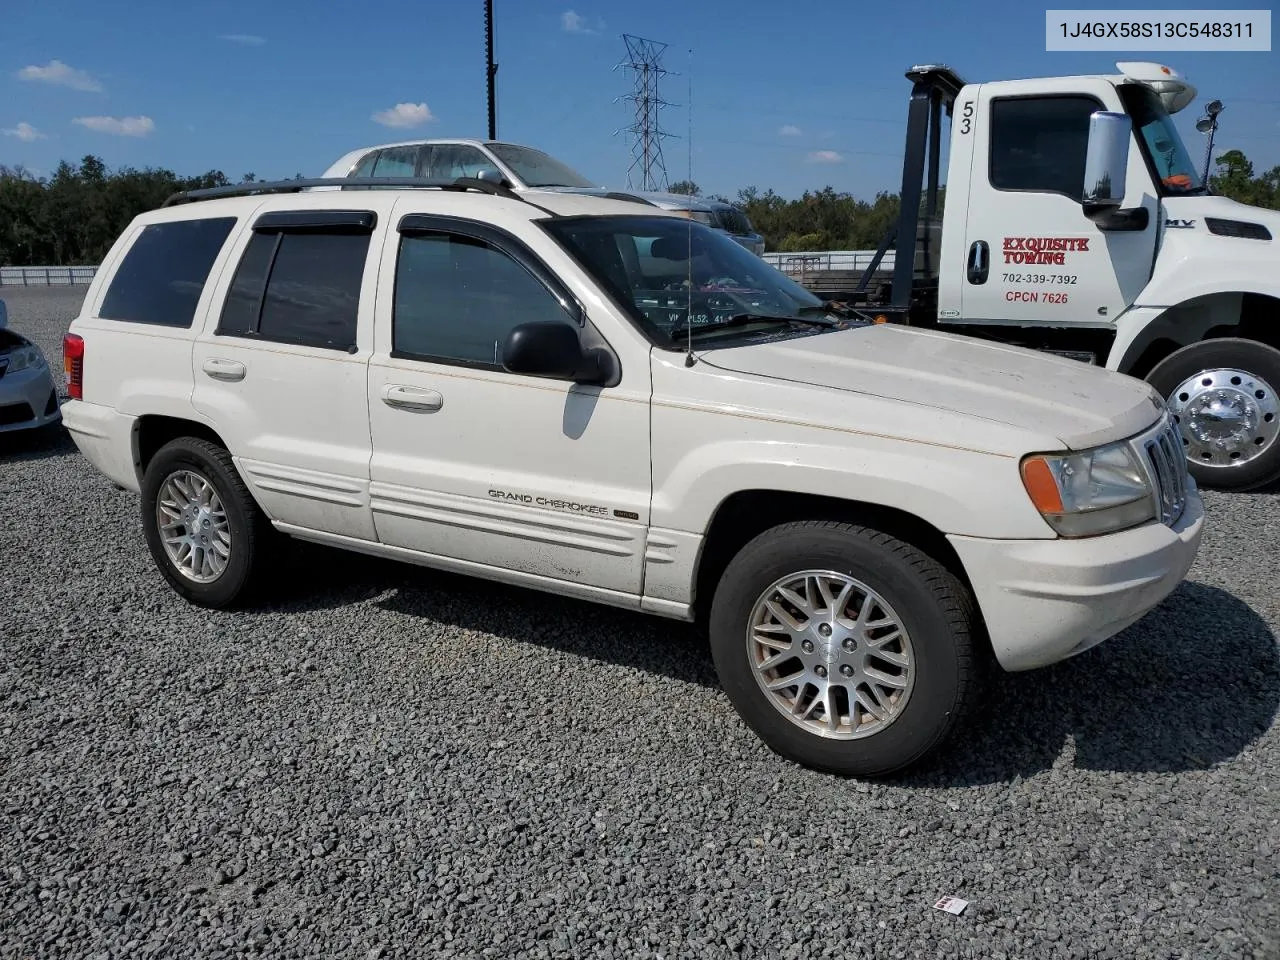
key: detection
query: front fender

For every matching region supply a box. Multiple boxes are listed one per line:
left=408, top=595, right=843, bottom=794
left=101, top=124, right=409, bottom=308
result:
left=650, top=431, right=1055, bottom=541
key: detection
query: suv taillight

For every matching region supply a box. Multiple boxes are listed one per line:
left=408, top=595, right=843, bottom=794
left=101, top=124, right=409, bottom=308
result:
left=63, top=333, right=84, bottom=400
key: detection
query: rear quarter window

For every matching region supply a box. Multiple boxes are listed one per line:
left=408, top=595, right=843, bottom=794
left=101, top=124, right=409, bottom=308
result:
left=98, top=217, right=237, bottom=328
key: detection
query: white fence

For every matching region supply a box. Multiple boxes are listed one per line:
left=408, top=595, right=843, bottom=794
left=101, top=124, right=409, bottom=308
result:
left=762, top=249, right=894, bottom=274
left=0, top=265, right=99, bottom=286
left=1, top=252, right=885, bottom=288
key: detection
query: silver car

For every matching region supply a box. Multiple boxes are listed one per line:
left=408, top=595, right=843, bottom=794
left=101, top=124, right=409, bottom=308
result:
left=319, top=139, right=765, bottom=255
left=0, top=299, right=62, bottom=435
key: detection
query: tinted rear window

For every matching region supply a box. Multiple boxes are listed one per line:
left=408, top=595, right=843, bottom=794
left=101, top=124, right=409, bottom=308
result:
left=98, top=217, right=237, bottom=327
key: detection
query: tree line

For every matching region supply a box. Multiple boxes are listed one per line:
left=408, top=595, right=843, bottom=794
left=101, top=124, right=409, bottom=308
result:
left=1, top=149, right=1277, bottom=266
left=0, top=158, right=295, bottom=267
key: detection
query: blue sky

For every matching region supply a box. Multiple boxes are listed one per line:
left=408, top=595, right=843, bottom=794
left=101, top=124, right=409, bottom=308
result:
left=2, top=0, right=1277, bottom=200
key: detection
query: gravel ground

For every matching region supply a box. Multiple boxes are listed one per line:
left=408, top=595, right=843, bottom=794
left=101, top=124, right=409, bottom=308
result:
left=1, top=285, right=1278, bottom=960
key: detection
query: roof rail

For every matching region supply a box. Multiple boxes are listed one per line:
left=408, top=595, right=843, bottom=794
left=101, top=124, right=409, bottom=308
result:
left=160, top=175, right=526, bottom=208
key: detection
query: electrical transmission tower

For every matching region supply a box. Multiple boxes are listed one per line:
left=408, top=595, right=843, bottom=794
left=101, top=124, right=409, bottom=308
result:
left=613, top=34, right=678, bottom=192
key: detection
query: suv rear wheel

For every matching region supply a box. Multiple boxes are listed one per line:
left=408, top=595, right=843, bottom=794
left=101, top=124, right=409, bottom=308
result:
left=140, top=437, right=273, bottom=608
left=708, top=520, right=982, bottom=778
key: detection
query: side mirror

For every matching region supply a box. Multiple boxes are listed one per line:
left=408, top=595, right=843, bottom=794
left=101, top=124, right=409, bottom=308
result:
left=475, top=168, right=511, bottom=188
left=501, top=321, right=613, bottom=385
left=1082, top=111, right=1131, bottom=220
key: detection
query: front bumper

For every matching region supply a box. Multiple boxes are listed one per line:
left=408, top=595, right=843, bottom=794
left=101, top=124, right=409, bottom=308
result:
left=0, top=365, right=62, bottom=434
left=948, top=486, right=1205, bottom=672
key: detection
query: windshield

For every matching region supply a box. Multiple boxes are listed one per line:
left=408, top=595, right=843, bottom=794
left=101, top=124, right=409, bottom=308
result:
left=1119, top=85, right=1205, bottom=195
left=486, top=143, right=597, bottom=188
left=544, top=215, right=833, bottom=348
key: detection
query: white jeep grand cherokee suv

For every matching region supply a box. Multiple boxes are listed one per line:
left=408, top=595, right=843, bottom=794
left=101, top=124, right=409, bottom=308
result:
left=61, top=175, right=1205, bottom=777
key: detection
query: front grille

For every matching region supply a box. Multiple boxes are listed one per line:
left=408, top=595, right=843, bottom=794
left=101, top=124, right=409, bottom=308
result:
left=0, top=402, right=34, bottom=426
left=1143, top=418, right=1189, bottom=526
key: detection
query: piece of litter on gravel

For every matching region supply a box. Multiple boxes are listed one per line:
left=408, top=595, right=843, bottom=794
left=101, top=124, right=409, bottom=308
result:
left=934, top=895, right=969, bottom=915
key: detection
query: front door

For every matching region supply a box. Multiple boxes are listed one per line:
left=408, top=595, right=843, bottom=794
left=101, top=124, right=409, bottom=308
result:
left=365, top=212, right=651, bottom=598
left=957, top=85, right=1158, bottom=327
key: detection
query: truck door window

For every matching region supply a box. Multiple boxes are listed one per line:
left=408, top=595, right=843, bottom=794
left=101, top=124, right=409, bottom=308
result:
left=988, top=96, right=1102, bottom=199
left=391, top=231, right=576, bottom=369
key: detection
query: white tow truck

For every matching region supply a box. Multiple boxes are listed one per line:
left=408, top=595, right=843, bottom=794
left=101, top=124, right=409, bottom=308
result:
left=833, top=60, right=1280, bottom=492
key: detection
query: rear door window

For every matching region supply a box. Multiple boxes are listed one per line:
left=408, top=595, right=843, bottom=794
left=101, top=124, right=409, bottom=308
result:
left=216, top=213, right=374, bottom=351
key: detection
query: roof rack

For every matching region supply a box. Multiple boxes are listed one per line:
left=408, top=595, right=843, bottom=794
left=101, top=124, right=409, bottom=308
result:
left=161, top=175, right=528, bottom=208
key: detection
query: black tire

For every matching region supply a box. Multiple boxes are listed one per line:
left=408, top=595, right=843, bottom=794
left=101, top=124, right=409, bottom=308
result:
left=139, top=437, right=275, bottom=609
left=708, top=520, right=983, bottom=779
left=1145, top=337, right=1280, bottom=492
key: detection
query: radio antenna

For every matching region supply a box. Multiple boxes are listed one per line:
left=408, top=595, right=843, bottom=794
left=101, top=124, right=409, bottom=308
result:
left=684, top=46, right=695, bottom=367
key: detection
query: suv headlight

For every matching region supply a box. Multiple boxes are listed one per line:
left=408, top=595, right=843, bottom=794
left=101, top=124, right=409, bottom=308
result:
left=1020, top=438, right=1155, bottom=537
left=3, top=345, right=46, bottom=374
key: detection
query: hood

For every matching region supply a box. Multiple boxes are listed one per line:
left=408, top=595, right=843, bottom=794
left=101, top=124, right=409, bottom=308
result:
left=1162, top=194, right=1280, bottom=240
left=699, top=323, right=1165, bottom=452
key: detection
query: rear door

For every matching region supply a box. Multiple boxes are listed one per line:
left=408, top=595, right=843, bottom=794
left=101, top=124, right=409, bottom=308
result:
left=190, top=200, right=392, bottom=541
left=956, top=82, right=1158, bottom=327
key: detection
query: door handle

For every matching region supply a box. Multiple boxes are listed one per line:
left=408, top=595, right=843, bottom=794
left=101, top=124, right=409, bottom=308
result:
left=202, top=358, right=246, bottom=382
left=382, top=384, right=443, bottom=412
left=967, top=240, right=989, bottom=285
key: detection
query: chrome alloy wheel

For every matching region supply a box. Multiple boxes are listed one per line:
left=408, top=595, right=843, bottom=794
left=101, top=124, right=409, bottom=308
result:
left=746, top=570, right=915, bottom=740
left=1168, top=367, right=1279, bottom=468
left=155, top=469, right=232, bottom=583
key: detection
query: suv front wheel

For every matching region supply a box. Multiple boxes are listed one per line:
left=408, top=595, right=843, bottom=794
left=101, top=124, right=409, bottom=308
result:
left=140, top=437, right=273, bottom=608
left=708, top=520, right=983, bottom=778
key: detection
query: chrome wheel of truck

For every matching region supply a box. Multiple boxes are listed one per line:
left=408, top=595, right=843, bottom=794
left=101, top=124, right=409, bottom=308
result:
left=1148, top=338, right=1280, bottom=492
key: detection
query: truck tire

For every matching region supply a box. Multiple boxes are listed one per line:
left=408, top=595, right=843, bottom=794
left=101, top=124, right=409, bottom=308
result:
left=139, top=436, right=276, bottom=609
left=707, top=520, right=983, bottom=778
left=1145, top=337, right=1280, bottom=492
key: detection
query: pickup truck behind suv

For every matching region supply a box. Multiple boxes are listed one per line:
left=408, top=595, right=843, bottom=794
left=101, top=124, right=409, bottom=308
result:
left=61, top=175, right=1205, bottom=778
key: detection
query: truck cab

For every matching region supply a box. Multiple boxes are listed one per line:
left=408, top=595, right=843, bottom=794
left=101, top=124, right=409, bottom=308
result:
left=849, top=61, right=1280, bottom=492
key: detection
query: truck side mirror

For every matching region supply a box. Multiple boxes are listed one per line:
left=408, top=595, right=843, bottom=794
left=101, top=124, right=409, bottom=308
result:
left=1081, top=111, right=1131, bottom=221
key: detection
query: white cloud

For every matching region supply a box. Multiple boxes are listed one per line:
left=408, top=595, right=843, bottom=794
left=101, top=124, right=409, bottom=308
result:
left=561, top=10, right=596, bottom=33
left=17, top=59, right=102, bottom=92
left=371, top=102, right=435, bottom=128
left=2, top=122, right=47, bottom=142
left=807, top=150, right=844, bottom=164
left=778, top=124, right=802, bottom=137
left=217, top=34, right=266, bottom=45
left=73, top=115, right=155, bottom=137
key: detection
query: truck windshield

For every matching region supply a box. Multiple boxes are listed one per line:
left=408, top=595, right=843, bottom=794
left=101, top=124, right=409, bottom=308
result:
left=486, top=143, right=597, bottom=188
left=1119, top=85, right=1206, bottom=195
left=544, top=215, right=835, bottom=348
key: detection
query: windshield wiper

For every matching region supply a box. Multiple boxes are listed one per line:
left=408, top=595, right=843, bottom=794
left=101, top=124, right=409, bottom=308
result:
left=668, top=312, right=837, bottom=341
